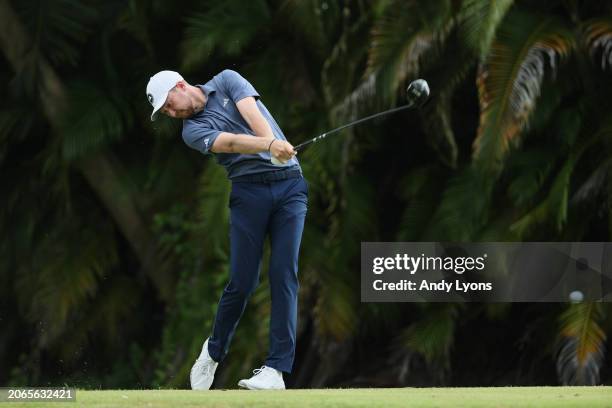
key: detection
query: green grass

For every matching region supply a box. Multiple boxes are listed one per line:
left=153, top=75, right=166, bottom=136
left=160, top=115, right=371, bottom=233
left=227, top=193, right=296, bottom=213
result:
left=2, top=387, right=612, bottom=407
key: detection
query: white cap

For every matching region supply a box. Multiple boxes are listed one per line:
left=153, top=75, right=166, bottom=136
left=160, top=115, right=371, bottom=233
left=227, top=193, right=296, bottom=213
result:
left=146, top=70, right=184, bottom=121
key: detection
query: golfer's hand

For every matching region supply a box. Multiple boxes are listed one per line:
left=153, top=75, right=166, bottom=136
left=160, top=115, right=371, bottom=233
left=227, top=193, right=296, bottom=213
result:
left=270, top=140, right=296, bottom=163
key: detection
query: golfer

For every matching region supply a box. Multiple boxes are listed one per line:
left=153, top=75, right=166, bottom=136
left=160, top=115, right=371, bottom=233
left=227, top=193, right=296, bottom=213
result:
left=146, top=69, right=308, bottom=390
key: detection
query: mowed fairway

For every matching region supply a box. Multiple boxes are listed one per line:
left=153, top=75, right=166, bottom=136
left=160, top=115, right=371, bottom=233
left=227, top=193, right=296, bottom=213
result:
left=2, top=387, right=612, bottom=407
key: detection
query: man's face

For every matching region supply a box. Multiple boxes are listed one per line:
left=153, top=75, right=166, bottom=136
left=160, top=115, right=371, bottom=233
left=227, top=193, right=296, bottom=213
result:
left=160, top=85, right=194, bottom=119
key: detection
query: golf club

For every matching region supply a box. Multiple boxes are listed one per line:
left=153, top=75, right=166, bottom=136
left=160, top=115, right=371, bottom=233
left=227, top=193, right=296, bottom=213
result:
left=271, top=79, right=430, bottom=165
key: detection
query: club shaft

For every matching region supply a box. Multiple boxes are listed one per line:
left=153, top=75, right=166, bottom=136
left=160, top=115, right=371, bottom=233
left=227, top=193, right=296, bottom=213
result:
left=294, top=102, right=416, bottom=152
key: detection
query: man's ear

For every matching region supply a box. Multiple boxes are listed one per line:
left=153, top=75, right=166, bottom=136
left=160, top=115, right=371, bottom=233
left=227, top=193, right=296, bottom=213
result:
left=175, top=80, right=187, bottom=90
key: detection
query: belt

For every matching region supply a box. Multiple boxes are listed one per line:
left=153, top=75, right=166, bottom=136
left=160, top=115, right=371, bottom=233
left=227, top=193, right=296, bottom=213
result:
left=231, top=168, right=303, bottom=183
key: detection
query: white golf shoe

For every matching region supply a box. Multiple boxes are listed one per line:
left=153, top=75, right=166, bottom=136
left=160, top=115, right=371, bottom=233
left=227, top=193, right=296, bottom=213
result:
left=190, top=338, right=218, bottom=390
left=238, top=365, right=285, bottom=390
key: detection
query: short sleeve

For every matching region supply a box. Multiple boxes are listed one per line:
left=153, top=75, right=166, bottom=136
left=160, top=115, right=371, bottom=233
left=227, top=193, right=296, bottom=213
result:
left=182, top=121, right=221, bottom=155
left=221, top=69, right=260, bottom=103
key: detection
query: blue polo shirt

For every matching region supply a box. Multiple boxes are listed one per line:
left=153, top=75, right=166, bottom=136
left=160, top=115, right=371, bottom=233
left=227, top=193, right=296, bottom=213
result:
left=181, top=69, right=300, bottom=179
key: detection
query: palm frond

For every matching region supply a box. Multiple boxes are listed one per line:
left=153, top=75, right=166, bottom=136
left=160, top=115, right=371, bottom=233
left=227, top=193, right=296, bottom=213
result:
left=473, top=11, right=574, bottom=173
left=15, top=0, right=98, bottom=67
left=338, top=175, right=378, bottom=244
left=584, top=18, right=612, bottom=70
left=59, top=80, right=132, bottom=161
left=150, top=175, right=235, bottom=386
left=180, top=0, right=271, bottom=72
left=59, top=274, right=140, bottom=359
left=571, top=157, right=612, bottom=206
left=510, top=153, right=574, bottom=238
left=517, top=73, right=564, bottom=133
left=278, top=0, right=331, bottom=58
left=309, top=171, right=376, bottom=343
left=329, top=73, right=380, bottom=127
left=302, top=171, right=376, bottom=345
left=419, top=91, right=458, bottom=168
left=243, top=45, right=317, bottom=126
left=327, top=0, right=443, bottom=129
left=414, top=29, right=472, bottom=168
left=424, top=165, right=494, bottom=241
left=458, top=0, right=515, bottom=57
left=510, top=116, right=606, bottom=237
left=396, top=303, right=462, bottom=369
left=480, top=206, right=535, bottom=242
left=321, top=8, right=371, bottom=111
left=366, top=0, right=453, bottom=105
left=14, top=215, right=119, bottom=346
left=313, top=275, right=357, bottom=342
left=556, top=303, right=606, bottom=385
left=195, top=160, right=231, bottom=260
left=569, top=116, right=612, bottom=205
left=506, top=149, right=556, bottom=208
left=115, top=0, right=155, bottom=57
left=396, top=165, right=444, bottom=240
left=92, top=279, right=140, bottom=338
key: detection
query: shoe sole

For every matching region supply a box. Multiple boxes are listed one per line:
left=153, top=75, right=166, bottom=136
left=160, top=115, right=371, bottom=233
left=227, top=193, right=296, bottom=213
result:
left=237, top=380, right=284, bottom=390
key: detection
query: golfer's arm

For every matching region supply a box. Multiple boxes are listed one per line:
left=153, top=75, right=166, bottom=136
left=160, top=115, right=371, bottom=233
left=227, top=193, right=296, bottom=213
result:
left=236, top=97, right=274, bottom=138
left=210, top=132, right=274, bottom=154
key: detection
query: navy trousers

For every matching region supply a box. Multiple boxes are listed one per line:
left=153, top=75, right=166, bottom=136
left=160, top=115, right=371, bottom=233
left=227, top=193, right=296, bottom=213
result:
left=207, top=175, right=308, bottom=373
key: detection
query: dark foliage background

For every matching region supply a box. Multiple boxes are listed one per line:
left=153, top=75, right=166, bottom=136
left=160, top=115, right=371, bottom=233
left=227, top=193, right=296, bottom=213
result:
left=1, top=0, right=611, bottom=388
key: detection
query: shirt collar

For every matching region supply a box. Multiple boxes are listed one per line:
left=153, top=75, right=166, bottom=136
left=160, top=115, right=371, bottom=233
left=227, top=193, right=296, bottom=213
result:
left=192, top=83, right=215, bottom=115
left=198, top=83, right=216, bottom=97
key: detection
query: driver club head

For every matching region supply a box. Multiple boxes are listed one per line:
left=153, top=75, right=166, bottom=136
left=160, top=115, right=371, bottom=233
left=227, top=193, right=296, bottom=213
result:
left=406, top=79, right=430, bottom=107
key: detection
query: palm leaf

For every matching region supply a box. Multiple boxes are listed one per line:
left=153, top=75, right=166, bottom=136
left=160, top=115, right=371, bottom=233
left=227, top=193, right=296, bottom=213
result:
left=328, top=73, right=381, bottom=130
left=418, top=87, right=459, bottom=168
left=310, top=175, right=376, bottom=342
left=510, top=152, right=574, bottom=238
left=413, top=22, right=478, bottom=168
left=14, top=214, right=119, bottom=346
left=195, top=160, right=231, bottom=260
left=458, top=0, right=514, bottom=57
left=396, top=165, right=444, bottom=240
left=242, top=45, right=317, bottom=126
left=428, top=0, right=514, bottom=167
left=424, top=165, right=494, bottom=241
left=413, top=31, right=469, bottom=168
left=366, top=0, right=453, bottom=105
left=321, top=8, right=372, bottom=111
left=510, top=116, right=606, bottom=237
left=278, top=0, right=331, bottom=59
left=115, top=0, right=155, bottom=57
left=180, top=0, right=271, bottom=72
left=571, top=157, right=612, bottom=207
left=569, top=112, right=612, bottom=207
left=313, top=274, right=357, bottom=342
left=473, top=10, right=574, bottom=174
left=506, top=149, right=556, bottom=208
left=14, top=0, right=97, bottom=67
left=55, top=274, right=141, bottom=362
left=59, top=80, right=132, bottom=161
left=151, top=181, right=234, bottom=386
left=584, top=18, right=612, bottom=70
left=303, top=173, right=377, bottom=344
left=396, top=303, right=462, bottom=369
left=339, top=175, right=378, bottom=244
left=556, top=303, right=606, bottom=385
